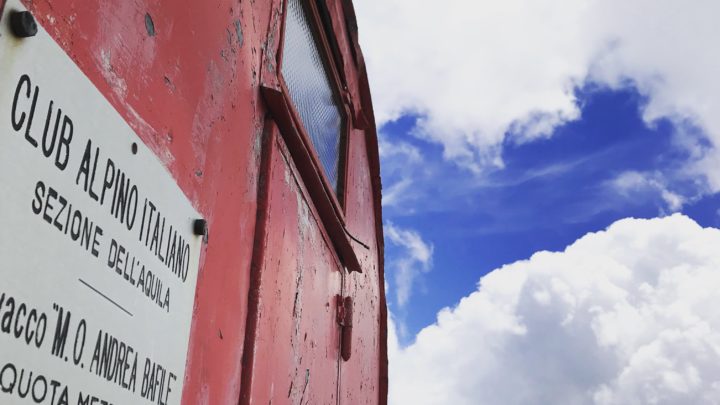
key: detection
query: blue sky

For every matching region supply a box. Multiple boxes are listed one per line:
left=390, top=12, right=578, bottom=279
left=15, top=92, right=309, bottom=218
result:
left=355, top=0, right=720, bottom=403
left=382, top=87, right=720, bottom=343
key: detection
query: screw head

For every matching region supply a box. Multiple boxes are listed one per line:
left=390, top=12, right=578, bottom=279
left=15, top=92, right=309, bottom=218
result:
left=10, top=11, right=38, bottom=38
left=193, top=219, right=208, bottom=238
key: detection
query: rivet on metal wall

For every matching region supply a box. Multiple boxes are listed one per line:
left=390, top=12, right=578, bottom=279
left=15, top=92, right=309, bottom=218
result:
left=10, top=11, right=37, bottom=38
left=193, top=219, right=208, bottom=241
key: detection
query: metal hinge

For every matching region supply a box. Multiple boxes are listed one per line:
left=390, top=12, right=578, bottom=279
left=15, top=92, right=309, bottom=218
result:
left=336, top=295, right=353, bottom=361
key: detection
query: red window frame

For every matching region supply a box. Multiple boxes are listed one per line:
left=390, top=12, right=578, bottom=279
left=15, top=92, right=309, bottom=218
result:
left=280, top=0, right=352, bottom=207
left=260, top=0, right=362, bottom=272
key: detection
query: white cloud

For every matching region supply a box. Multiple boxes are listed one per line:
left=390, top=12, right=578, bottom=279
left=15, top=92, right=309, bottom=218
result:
left=385, top=223, right=434, bottom=307
left=379, top=135, right=424, bottom=208
left=610, top=170, right=686, bottom=212
left=389, top=214, right=720, bottom=404
left=379, top=136, right=422, bottom=164
left=356, top=0, right=720, bottom=182
left=382, top=178, right=413, bottom=208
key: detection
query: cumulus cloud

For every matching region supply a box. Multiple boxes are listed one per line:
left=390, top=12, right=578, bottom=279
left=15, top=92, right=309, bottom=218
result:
left=384, top=223, right=434, bottom=307
left=355, top=0, right=720, bottom=182
left=389, top=214, right=720, bottom=404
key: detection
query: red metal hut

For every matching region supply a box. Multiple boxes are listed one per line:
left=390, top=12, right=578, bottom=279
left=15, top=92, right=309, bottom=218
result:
left=0, top=0, right=387, bottom=403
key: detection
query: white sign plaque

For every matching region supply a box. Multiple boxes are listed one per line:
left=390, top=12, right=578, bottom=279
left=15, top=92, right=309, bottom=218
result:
left=0, top=2, right=203, bottom=404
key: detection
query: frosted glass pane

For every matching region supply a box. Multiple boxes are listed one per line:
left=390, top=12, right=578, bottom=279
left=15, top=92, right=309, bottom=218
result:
left=282, top=0, right=344, bottom=193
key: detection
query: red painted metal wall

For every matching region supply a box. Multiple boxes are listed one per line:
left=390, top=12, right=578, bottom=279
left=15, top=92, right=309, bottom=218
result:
left=240, top=122, right=345, bottom=404
left=9, top=0, right=386, bottom=403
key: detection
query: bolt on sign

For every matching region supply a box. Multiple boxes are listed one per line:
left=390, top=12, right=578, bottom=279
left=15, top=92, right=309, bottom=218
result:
left=0, top=2, right=203, bottom=404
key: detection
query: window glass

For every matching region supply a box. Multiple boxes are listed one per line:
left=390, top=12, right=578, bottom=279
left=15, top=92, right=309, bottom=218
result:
left=282, top=0, right=344, bottom=193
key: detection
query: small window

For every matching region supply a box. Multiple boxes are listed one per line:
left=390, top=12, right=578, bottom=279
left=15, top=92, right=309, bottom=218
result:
left=282, top=0, right=345, bottom=194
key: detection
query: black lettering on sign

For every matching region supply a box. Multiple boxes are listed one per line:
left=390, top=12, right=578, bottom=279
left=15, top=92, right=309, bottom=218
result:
left=107, top=239, right=138, bottom=286
left=139, top=199, right=191, bottom=283
left=101, top=158, right=116, bottom=205
left=9, top=366, right=46, bottom=402
left=73, top=319, right=87, bottom=367
left=0, top=362, right=17, bottom=393
left=77, top=392, right=113, bottom=405
left=0, top=292, right=47, bottom=348
left=141, top=357, right=177, bottom=405
left=41, top=101, right=60, bottom=158
left=141, top=200, right=156, bottom=245
left=56, top=115, right=73, bottom=170
left=115, top=171, right=139, bottom=231
left=136, top=266, right=172, bottom=313
left=11, top=74, right=30, bottom=131
left=43, top=186, right=59, bottom=227
left=39, top=101, right=74, bottom=171
left=32, top=180, right=105, bottom=258
left=77, top=143, right=140, bottom=230
left=90, top=226, right=103, bottom=258
left=32, top=180, right=45, bottom=215
left=49, top=380, right=67, bottom=405
left=54, top=193, right=69, bottom=232
left=107, top=239, right=172, bottom=311
left=0, top=294, right=14, bottom=333
left=14, top=303, right=26, bottom=340
left=0, top=362, right=70, bottom=404
left=10, top=74, right=74, bottom=170
left=51, top=303, right=71, bottom=360
left=10, top=74, right=40, bottom=147
left=76, top=139, right=101, bottom=202
left=89, top=330, right=138, bottom=393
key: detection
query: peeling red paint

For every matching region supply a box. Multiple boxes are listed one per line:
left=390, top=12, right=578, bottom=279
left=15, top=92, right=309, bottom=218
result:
left=241, top=122, right=346, bottom=405
left=19, top=0, right=386, bottom=403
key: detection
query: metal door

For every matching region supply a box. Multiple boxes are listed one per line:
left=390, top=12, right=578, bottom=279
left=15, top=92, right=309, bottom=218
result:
left=240, top=122, right=344, bottom=405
